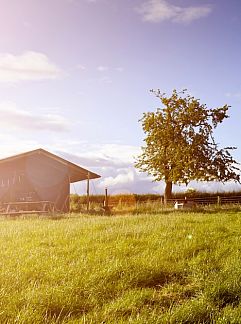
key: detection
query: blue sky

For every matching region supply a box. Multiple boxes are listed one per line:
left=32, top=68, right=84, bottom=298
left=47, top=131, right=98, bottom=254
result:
left=0, top=0, right=241, bottom=194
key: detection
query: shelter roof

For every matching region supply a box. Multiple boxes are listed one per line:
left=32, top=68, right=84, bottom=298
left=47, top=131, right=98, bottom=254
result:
left=0, top=148, right=100, bottom=183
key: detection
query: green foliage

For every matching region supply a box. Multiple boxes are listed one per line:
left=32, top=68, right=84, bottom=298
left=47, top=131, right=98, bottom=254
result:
left=0, top=212, right=241, bottom=322
left=136, top=89, right=240, bottom=200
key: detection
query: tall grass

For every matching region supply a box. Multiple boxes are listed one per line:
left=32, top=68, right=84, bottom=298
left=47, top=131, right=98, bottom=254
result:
left=70, top=192, right=241, bottom=213
left=0, top=211, right=240, bottom=322
left=71, top=190, right=241, bottom=206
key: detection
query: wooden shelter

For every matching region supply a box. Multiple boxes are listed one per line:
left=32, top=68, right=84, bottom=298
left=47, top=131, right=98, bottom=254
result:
left=0, top=148, right=100, bottom=214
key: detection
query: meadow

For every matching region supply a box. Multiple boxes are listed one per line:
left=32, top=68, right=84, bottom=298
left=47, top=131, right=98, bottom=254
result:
left=0, top=210, right=241, bottom=323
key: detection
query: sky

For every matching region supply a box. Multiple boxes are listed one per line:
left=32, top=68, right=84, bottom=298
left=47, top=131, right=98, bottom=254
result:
left=0, top=0, right=241, bottom=195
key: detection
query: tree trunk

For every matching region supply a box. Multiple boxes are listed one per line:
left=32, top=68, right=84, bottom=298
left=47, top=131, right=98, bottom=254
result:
left=164, top=181, right=172, bottom=205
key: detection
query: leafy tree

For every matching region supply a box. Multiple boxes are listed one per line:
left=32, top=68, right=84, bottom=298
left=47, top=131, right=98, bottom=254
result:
left=135, top=89, right=240, bottom=203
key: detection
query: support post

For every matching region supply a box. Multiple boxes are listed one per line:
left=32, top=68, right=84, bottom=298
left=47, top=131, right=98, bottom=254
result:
left=103, top=187, right=111, bottom=215
left=217, top=196, right=221, bottom=206
left=87, top=172, right=90, bottom=212
left=104, top=187, right=108, bottom=209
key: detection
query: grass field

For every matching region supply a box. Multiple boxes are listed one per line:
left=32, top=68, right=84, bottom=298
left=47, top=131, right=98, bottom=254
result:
left=0, top=211, right=241, bottom=323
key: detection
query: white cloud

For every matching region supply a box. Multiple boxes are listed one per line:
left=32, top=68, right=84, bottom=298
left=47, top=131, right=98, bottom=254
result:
left=0, top=102, right=70, bottom=132
left=97, top=66, right=109, bottom=72
left=225, top=92, right=241, bottom=99
left=186, top=180, right=241, bottom=193
left=138, top=0, right=212, bottom=24
left=93, top=143, right=141, bottom=163
left=99, top=76, right=112, bottom=84
left=0, top=51, right=62, bottom=83
left=56, top=144, right=159, bottom=194
left=57, top=143, right=140, bottom=168
left=97, top=66, right=124, bottom=73
left=99, top=169, right=135, bottom=187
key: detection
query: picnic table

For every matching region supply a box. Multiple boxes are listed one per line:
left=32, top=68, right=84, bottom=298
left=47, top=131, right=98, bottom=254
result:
left=0, top=201, right=55, bottom=215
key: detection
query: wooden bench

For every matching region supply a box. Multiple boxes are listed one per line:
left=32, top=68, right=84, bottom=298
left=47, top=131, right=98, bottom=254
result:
left=0, top=201, right=55, bottom=215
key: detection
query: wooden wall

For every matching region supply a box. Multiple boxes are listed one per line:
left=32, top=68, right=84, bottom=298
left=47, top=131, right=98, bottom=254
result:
left=0, top=153, right=71, bottom=212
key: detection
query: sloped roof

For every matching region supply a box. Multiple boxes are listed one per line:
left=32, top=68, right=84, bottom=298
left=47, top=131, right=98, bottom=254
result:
left=0, top=148, right=100, bottom=183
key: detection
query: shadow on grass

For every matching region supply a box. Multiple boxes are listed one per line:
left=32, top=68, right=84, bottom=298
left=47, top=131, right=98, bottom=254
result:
left=129, top=206, right=241, bottom=216
left=211, top=288, right=241, bottom=308
left=133, top=269, right=186, bottom=289
left=46, top=214, right=68, bottom=220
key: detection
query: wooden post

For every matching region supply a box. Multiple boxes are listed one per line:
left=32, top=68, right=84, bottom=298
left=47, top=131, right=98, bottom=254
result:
left=104, top=187, right=108, bottom=208
left=103, top=187, right=111, bottom=215
left=217, top=196, right=221, bottom=206
left=67, top=175, right=70, bottom=213
left=86, top=172, right=90, bottom=212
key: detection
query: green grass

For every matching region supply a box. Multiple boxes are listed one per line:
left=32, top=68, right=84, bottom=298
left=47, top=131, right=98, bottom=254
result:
left=0, top=211, right=241, bottom=323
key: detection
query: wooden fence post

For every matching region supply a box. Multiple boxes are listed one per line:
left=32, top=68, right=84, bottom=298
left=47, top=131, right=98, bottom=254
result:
left=217, top=196, right=221, bottom=206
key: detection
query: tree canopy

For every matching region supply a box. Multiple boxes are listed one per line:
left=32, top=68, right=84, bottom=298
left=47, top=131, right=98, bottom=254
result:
left=135, top=89, right=240, bottom=203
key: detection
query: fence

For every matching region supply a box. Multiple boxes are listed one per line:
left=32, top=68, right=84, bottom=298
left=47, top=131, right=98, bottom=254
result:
left=167, top=195, right=241, bottom=205
left=70, top=194, right=241, bottom=213
left=107, top=195, right=241, bottom=208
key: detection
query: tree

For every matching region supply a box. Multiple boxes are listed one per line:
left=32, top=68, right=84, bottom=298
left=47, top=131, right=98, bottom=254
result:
left=135, top=89, right=240, bottom=204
